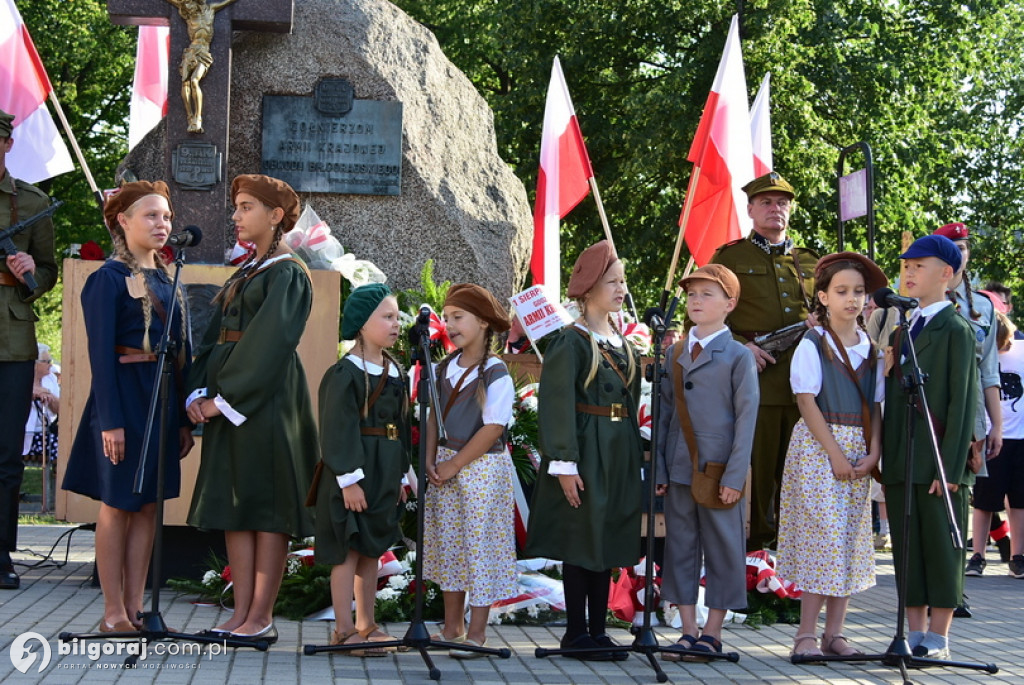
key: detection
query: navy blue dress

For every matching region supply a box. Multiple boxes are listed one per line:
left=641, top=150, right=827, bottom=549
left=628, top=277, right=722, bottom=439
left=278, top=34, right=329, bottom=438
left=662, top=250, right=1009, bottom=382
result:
left=63, top=260, right=190, bottom=511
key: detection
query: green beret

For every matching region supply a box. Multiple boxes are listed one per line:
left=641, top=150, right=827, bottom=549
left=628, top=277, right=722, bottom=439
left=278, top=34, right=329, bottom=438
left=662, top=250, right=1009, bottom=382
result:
left=342, top=283, right=392, bottom=340
left=741, top=171, right=795, bottom=201
left=0, top=109, right=14, bottom=138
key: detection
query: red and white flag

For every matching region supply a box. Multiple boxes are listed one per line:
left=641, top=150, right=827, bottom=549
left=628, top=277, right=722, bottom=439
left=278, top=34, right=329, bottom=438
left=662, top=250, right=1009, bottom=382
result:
left=531, top=56, right=593, bottom=297
left=681, top=14, right=754, bottom=267
left=750, top=72, right=772, bottom=176
left=0, top=0, right=74, bottom=183
left=128, top=25, right=169, bottom=150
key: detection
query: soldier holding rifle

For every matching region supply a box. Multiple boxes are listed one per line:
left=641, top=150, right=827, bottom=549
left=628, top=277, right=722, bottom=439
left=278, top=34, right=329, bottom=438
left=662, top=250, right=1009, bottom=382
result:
left=0, top=109, right=58, bottom=590
left=710, top=172, right=819, bottom=551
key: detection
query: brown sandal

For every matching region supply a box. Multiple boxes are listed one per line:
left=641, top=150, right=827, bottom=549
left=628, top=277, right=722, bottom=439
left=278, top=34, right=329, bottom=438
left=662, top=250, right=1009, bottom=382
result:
left=821, top=633, right=864, bottom=657
left=791, top=633, right=824, bottom=658
left=359, top=623, right=407, bottom=651
left=330, top=628, right=388, bottom=657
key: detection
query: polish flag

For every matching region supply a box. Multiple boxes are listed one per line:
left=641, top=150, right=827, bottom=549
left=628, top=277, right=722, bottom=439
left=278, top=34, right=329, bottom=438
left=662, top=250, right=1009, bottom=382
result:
left=0, top=0, right=74, bottom=183
left=681, top=15, right=754, bottom=266
left=128, top=25, right=169, bottom=150
left=750, top=72, right=772, bottom=176
left=531, top=56, right=594, bottom=297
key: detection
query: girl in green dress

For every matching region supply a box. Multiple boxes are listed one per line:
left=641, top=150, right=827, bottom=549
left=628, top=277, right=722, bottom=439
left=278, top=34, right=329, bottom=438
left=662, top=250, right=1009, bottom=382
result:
left=186, top=174, right=318, bottom=644
left=313, top=284, right=409, bottom=653
left=525, top=240, right=643, bottom=660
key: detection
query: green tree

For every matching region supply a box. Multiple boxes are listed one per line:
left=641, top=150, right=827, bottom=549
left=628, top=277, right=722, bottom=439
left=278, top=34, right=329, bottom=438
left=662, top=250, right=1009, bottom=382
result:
left=15, top=0, right=135, bottom=357
left=395, top=0, right=1024, bottom=305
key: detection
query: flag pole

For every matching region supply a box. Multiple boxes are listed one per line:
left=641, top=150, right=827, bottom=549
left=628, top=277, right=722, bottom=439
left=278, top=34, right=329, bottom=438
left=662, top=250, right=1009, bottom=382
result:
left=664, top=165, right=701, bottom=297
left=588, top=175, right=640, bottom=321
left=47, top=91, right=106, bottom=218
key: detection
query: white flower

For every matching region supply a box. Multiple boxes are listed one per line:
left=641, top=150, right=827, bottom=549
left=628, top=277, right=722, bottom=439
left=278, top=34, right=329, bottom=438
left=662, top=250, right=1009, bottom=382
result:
left=526, top=604, right=539, bottom=618
left=536, top=602, right=549, bottom=612
left=202, top=570, right=218, bottom=587
left=376, top=587, right=399, bottom=602
left=404, top=551, right=416, bottom=565
left=331, top=254, right=387, bottom=287
left=426, top=588, right=437, bottom=601
left=286, top=557, right=302, bottom=575
left=388, top=574, right=410, bottom=590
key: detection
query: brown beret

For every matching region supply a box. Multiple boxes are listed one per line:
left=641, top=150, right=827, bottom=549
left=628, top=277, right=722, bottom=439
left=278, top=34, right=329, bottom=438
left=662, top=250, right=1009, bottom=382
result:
left=444, top=283, right=511, bottom=333
left=0, top=108, right=13, bottom=138
left=566, top=240, right=619, bottom=299
left=814, top=251, right=888, bottom=294
left=231, top=174, right=301, bottom=233
left=103, top=180, right=172, bottom=232
left=679, top=263, right=741, bottom=299
left=741, top=171, right=795, bottom=201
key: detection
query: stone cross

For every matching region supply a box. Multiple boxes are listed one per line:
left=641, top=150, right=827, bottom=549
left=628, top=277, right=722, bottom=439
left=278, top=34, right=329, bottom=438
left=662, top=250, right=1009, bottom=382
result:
left=108, top=0, right=294, bottom=263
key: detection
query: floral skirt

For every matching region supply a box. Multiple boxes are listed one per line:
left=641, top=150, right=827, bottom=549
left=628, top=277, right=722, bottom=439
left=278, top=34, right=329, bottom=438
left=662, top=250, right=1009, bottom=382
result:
left=422, top=446, right=518, bottom=606
left=776, top=420, right=875, bottom=597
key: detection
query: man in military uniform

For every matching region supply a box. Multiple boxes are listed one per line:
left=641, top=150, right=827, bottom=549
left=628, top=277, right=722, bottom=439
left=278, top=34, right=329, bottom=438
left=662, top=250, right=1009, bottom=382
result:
left=709, top=172, right=819, bottom=551
left=0, top=109, right=58, bottom=589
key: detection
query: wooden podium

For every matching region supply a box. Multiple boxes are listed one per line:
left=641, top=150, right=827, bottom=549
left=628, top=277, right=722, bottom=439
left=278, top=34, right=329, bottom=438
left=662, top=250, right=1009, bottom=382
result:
left=55, top=260, right=342, bottom=525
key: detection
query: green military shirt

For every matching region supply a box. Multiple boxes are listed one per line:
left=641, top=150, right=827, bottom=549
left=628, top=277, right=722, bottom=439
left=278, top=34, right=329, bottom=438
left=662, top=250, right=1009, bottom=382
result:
left=0, top=171, right=58, bottom=361
left=710, top=233, right=819, bottom=405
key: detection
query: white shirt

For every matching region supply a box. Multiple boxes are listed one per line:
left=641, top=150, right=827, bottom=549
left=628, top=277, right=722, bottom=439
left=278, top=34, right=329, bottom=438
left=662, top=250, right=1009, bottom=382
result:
left=999, top=339, right=1024, bottom=440
left=790, top=327, right=885, bottom=403
left=687, top=325, right=731, bottom=357
left=441, top=353, right=515, bottom=427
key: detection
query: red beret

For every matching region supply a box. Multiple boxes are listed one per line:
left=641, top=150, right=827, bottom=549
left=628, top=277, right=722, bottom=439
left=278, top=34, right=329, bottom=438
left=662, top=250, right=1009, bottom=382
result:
left=566, top=240, right=619, bottom=299
left=231, top=174, right=301, bottom=233
left=934, top=222, right=968, bottom=241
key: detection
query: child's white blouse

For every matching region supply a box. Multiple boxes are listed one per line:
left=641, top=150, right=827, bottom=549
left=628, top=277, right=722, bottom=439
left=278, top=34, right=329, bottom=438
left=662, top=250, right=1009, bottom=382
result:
left=789, top=326, right=884, bottom=402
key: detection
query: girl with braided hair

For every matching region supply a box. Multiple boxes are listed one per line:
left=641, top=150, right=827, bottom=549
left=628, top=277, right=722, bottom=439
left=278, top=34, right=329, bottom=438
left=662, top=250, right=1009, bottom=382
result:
left=64, top=180, right=194, bottom=633
left=525, top=241, right=643, bottom=661
left=186, top=174, right=318, bottom=643
left=776, top=252, right=887, bottom=658
left=422, top=283, right=518, bottom=656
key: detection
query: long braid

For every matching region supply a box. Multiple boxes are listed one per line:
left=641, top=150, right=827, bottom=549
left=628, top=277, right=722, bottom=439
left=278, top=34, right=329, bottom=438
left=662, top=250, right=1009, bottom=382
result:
left=214, top=225, right=285, bottom=309
left=473, top=328, right=495, bottom=409
left=607, top=314, right=637, bottom=385
left=577, top=300, right=602, bottom=389
left=111, top=231, right=156, bottom=353
left=962, top=267, right=981, bottom=320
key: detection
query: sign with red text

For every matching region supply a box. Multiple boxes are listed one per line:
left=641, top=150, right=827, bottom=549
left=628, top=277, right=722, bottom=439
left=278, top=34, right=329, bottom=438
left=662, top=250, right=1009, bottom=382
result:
left=509, top=285, right=573, bottom=343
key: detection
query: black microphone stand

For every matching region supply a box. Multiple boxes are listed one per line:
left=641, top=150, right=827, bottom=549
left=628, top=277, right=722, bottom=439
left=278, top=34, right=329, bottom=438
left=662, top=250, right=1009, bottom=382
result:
left=60, top=242, right=267, bottom=663
left=792, top=305, right=997, bottom=681
left=533, top=298, right=738, bottom=680
left=304, top=310, right=511, bottom=678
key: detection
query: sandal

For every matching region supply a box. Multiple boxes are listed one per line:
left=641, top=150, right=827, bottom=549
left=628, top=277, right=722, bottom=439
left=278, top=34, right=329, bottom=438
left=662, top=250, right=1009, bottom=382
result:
left=359, top=623, right=407, bottom=651
left=661, top=633, right=698, bottom=662
left=821, top=633, right=864, bottom=657
left=330, top=628, right=387, bottom=657
left=685, top=634, right=722, bottom=663
left=791, top=633, right=824, bottom=658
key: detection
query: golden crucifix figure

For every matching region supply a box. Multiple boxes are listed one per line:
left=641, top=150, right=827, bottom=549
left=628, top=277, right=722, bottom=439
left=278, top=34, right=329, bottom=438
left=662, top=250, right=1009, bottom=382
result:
left=165, top=0, right=239, bottom=133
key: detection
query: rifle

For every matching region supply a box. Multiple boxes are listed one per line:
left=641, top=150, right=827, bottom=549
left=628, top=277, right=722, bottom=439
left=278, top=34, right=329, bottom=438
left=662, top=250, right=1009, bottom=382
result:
left=0, top=200, right=63, bottom=291
left=752, top=321, right=808, bottom=354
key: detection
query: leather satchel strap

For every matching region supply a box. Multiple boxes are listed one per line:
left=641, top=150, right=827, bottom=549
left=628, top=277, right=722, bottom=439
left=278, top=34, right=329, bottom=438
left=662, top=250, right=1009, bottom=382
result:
left=669, top=344, right=700, bottom=473
left=822, top=326, right=873, bottom=446
left=572, top=325, right=629, bottom=387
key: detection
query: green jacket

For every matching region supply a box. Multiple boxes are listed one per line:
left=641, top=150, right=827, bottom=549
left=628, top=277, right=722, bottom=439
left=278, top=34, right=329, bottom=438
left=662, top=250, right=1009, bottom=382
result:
left=0, top=171, right=58, bottom=361
left=882, top=306, right=977, bottom=486
left=709, top=234, right=819, bottom=405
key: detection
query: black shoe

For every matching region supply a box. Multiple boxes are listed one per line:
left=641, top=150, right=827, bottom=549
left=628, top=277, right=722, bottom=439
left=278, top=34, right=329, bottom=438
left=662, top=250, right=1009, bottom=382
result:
left=591, top=633, right=629, bottom=661
left=0, top=566, right=19, bottom=590
left=560, top=633, right=613, bottom=661
left=953, top=596, right=972, bottom=619
left=965, top=553, right=986, bottom=577
left=996, top=536, right=1012, bottom=563
left=1009, top=555, right=1024, bottom=579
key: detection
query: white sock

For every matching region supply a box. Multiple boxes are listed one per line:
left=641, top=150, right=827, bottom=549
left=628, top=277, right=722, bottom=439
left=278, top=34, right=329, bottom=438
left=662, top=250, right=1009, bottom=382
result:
left=922, top=631, right=948, bottom=651
left=879, top=520, right=890, bottom=536
left=908, top=630, right=926, bottom=649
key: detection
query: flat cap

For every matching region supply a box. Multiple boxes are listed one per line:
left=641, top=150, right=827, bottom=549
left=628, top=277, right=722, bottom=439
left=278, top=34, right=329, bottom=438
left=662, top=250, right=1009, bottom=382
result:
left=899, top=234, right=962, bottom=272
left=680, top=263, right=741, bottom=299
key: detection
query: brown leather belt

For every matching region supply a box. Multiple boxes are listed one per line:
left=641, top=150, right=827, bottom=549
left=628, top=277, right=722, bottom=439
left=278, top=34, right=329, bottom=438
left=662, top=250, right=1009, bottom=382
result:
left=0, top=272, right=19, bottom=287
left=115, top=345, right=158, bottom=364
left=217, top=328, right=244, bottom=343
left=576, top=402, right=628, bottom=422
left=360, top=424, right=400, bottom=440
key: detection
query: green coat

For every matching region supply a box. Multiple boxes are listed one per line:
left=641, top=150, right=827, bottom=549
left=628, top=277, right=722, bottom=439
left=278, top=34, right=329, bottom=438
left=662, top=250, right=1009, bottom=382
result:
left=882, top=306, right=977, bottom=486
left=313, top=358, right=411, bottom=563
left=524, top=326, right=643, bottom=571
left=0, top=171, right=57, bottom=361
left=710, top=235, right=818, bottom=406
left=187, top=259, right=318, bottom=537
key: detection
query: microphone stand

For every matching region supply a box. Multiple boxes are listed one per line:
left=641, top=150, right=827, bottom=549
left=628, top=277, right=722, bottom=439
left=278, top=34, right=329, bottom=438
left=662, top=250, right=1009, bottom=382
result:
left=60, top=243, right=267, bottom=662
left=533, top=298, right=738, bottom=679
left=792, top=305, right=997, bottom=681
left=304, top=311, right=511, bottom=679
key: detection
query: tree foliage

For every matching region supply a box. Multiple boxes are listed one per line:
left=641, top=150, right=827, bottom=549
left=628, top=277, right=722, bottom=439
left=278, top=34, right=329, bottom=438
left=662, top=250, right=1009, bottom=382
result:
left=394, top=0, right=1024, bottom=306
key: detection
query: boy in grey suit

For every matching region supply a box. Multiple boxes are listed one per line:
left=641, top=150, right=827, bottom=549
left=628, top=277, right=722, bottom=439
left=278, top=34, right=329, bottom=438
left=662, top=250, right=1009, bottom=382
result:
left=656, top=264, right=759, bottom=660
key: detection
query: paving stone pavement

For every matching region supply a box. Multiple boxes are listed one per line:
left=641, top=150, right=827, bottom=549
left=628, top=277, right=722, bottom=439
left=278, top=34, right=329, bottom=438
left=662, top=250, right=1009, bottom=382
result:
left=1, top=525, right=1021, bottom=684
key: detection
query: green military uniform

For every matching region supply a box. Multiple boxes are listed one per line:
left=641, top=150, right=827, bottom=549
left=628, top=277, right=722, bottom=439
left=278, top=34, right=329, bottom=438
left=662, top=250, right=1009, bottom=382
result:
left=710, top=232, right=819, bottom=550
left=313, top=357, right=410, bottom=563
left=0, top=112, right=58, bottom=580
left=525, top=325, right=643, bottom=571
left=882, top=305, right=976, bottom=607
left=187, top=258, right=319, bottom=537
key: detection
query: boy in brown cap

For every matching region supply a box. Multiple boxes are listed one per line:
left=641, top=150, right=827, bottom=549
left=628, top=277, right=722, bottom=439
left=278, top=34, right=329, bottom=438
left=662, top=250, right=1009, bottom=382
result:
left=656, top=264, right=759, bottom=660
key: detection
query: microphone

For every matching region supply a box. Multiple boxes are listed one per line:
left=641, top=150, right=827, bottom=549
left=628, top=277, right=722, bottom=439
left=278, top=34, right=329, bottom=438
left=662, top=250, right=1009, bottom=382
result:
left=408, top=306, right=433, bottom=347
left=167, top=225, right=203, bottom=247
left=873, top=287, right=919, bottom=311
left=643, top=306, right=666, bottom=329
left=416, top=306, right=432, bottom=326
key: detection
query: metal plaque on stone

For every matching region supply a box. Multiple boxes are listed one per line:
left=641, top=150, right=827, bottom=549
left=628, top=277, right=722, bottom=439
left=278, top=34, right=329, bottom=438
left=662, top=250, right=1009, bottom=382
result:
left=171, top=142, right=222, bottom=191
left=261, top=94, right=403, bottom=196
left=315, top=78, right=354, bottom=116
